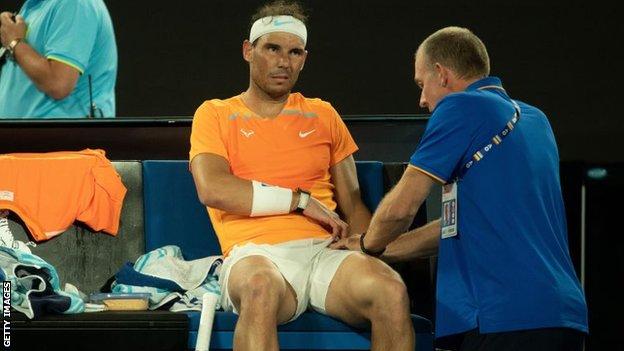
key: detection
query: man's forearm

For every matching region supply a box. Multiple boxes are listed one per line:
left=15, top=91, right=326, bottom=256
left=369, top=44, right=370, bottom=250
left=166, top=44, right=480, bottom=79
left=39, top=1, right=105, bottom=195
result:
left=381, top=219, right=440, bottom=263
left=345, top=202, right=371, bottom=236
left=329, top=155, right=372, bottom=236
left=363, top=192, right=422, bottom=251
left=196, top=171, right=254, bottom=214
left=361, top=167, right=434, bottom=252
left=363, top=209, right=414, bottom=250
left=191, top=154, right=301, bottom=216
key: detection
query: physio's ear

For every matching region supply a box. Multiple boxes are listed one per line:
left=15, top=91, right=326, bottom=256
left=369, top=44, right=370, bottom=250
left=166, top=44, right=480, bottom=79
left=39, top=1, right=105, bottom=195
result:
left=434, top=62, right=449, bottom=87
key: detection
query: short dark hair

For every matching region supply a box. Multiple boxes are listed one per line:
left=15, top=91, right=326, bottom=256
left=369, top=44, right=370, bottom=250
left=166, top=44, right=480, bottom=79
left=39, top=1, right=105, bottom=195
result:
left=417, top=27, right=490, bottom=79
left=250, top=0, right=308, bottom=26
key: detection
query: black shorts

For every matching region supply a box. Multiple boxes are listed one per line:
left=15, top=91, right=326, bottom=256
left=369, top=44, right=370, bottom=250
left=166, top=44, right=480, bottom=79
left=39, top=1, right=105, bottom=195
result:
left=436, top=327, right=586, bottom=351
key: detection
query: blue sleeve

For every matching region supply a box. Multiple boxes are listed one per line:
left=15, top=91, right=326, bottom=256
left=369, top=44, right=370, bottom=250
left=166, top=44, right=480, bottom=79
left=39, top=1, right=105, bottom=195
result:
left=409, top=96, right=481, bottom=183
left=43, top=0, right=99, bottom=73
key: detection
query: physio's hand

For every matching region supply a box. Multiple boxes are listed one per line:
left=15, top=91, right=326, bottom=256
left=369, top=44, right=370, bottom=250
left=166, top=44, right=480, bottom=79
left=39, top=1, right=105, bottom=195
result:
left=302, top=197, right=348, bottom=240
left=329, top=234, right=361, bottom=251
left=0, top=13, right=26, bottom=47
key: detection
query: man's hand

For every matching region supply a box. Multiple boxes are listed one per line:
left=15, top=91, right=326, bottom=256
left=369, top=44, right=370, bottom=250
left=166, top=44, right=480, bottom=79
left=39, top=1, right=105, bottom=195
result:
left=329, top=233, right=361, bottom=251
left=302, top=197, right=348, bottom=240
left=0, top=13, right=26, bottom=48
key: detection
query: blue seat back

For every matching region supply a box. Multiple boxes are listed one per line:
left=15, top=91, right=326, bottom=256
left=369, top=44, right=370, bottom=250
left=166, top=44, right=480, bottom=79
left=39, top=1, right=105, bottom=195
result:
left=143, top=160, right=384, bottom=259
left=143, top=160, right=220, bottom=259
left=355, top=160, right=384, bottom=211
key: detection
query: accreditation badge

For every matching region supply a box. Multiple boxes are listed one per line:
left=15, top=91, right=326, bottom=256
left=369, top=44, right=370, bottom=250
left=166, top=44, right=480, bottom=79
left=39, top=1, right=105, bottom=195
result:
left=441, top=182, right=458, bottom=238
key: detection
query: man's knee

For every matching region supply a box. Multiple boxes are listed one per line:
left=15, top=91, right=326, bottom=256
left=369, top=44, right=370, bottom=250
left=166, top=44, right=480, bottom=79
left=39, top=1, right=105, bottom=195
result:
left=372, top=276, right=410, bottom=316
left=228, top=258, right=286, bottom=309
left=242, top=270, right=285, bottom=300
left=354, top=270, right=407, bottom=302
left=349, top=258, right=410, bottom=319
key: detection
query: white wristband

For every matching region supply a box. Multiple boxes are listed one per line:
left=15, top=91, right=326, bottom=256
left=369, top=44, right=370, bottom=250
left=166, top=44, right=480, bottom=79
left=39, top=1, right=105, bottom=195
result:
left=250, top=180, right=293, bottom=217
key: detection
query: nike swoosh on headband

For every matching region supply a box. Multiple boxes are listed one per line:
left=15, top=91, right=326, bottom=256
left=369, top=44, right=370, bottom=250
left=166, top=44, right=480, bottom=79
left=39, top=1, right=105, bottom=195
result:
left=274, top=20, right=293, bottom=26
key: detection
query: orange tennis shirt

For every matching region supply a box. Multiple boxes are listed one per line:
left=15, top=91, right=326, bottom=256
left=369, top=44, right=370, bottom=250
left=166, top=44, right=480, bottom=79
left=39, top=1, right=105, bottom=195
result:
left=190, top=93, right=358, bottom=256
left=0, top=149, right=127, bottom=241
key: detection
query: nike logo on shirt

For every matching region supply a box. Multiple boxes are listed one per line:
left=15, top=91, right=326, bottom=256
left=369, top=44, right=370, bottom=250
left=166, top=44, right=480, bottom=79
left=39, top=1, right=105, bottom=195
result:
left=299, top=129, right=316, bottom=138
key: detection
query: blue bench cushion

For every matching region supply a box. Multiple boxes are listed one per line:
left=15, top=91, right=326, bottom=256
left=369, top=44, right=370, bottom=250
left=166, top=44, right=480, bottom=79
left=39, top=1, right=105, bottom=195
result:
left=186, top=312, right=433, bottom=350
left=185, top=311, right=431, bottom=333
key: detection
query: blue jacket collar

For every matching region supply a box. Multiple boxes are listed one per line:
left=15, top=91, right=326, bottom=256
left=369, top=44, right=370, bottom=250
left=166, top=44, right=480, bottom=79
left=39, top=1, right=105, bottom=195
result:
left=465, top=76, right=503, bottom=92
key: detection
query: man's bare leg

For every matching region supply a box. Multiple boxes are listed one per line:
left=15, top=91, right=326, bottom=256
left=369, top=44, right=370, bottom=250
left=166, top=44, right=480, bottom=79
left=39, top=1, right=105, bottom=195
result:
left=324, top=253, right=415, bottom=351
left=227, top=255, right=298, bottom=351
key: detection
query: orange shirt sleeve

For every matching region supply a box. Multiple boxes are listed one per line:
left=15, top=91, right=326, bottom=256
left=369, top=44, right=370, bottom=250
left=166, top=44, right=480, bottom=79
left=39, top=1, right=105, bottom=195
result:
left=328, top=105, right=359, bottom=166
left=78, top=159, right=127, bottom=235
left=190, top=101, right=229, bottom=163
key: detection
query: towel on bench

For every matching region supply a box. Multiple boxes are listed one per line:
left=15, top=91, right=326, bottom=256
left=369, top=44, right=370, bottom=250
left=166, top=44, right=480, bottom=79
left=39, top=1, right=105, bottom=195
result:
left=0, top=246, right=84, bottom=318
left=112, top=245, right=221, bottom=312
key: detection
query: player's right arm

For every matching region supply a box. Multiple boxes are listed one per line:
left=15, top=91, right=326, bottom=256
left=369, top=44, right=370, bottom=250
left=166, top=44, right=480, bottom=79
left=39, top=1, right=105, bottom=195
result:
left=190, top=153, right=348, bottom=238
left=190, top=153, right=253, bottom=214
left=189, top=102, right=253, bottom=215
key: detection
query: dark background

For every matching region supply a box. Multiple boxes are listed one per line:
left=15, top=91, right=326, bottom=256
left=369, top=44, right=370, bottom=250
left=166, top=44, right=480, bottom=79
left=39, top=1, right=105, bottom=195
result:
left=1, top=0, right=622, bottom=349
left=2, top=0, right=621, bottom=162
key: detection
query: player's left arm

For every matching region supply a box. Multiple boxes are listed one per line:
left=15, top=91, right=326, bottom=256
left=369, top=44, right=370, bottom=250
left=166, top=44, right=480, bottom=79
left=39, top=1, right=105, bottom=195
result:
left=330, top=155, right=372, bottom=235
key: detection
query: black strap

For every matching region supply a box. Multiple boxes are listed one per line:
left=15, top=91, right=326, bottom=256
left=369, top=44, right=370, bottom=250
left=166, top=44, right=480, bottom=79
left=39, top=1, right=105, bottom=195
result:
left=359, top=232, right=385, bottom=257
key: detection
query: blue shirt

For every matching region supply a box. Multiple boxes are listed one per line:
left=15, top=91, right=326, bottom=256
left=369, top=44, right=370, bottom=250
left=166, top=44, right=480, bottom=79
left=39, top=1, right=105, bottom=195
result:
left=410, top=77, right=588, bottom=337
left=0, top=0, right=117, bottom=118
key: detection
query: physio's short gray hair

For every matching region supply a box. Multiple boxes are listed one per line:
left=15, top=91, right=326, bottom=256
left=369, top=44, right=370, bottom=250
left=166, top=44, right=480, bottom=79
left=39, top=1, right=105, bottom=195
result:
left=417, top=26, right=490, bottom=79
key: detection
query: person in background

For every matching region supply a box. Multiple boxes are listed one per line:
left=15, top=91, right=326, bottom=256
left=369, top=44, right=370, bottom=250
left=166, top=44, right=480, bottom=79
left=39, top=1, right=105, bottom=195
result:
left=0, top=0, right=117, bottom=118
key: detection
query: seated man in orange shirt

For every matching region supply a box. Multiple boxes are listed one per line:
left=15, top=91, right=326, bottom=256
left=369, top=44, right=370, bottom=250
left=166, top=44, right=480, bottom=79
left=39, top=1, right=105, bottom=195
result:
left=189, top=1, right=415, bottom=350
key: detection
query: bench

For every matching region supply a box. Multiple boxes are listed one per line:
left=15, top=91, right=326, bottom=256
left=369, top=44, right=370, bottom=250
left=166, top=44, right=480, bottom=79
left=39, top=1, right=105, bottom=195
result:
left=143, top=160, right=433, bottom=350
left=9, top=160, right=433, bottom=350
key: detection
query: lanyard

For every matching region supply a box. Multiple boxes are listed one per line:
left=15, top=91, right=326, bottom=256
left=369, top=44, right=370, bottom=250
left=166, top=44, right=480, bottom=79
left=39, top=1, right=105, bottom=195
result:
left=457, top=86, right=521, bottom=180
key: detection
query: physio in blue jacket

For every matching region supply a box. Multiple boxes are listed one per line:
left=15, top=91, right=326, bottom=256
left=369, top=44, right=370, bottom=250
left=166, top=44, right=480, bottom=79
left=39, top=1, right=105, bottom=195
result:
left=333, top=26, right=588, bottom=350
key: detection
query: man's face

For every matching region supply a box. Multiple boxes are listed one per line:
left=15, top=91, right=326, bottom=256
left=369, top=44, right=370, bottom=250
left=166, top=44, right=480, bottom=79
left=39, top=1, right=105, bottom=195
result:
left=414, top=50, right=447, bottom=112
left=244, top=32, right=307, bottom=98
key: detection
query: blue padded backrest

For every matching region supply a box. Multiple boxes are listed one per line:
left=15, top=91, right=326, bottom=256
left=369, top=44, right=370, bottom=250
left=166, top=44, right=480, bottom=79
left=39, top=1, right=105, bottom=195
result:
left=143, top=160, right=384, bottom=259
left=355, top=161, right=384, bottom=212
left=143, top=160, right=221, bottom=259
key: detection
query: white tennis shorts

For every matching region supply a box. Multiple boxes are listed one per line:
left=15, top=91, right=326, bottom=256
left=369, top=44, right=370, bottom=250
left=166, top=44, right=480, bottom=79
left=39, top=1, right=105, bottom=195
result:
left=219, top=238, right=355, bottom=323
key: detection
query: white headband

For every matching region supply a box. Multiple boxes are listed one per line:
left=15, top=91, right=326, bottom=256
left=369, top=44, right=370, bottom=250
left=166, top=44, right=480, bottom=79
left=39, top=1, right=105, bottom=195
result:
left=249, top=15, right=307, bottom=45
